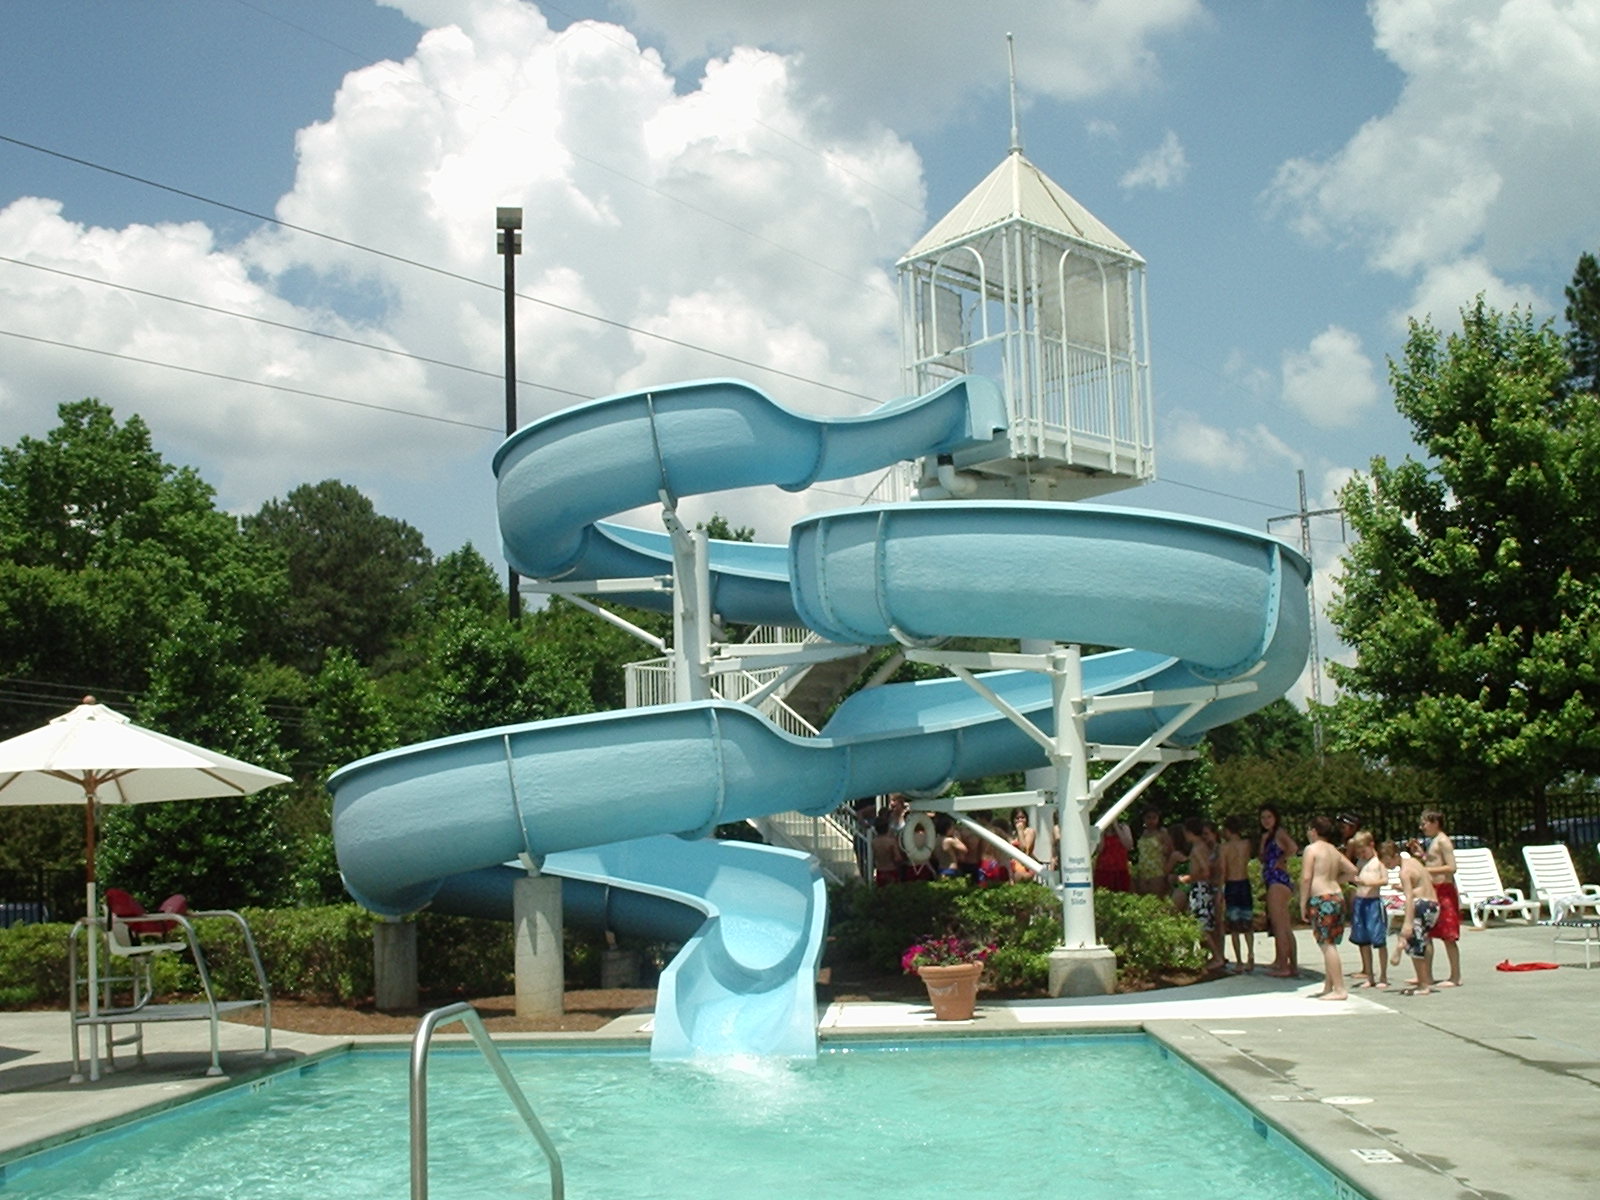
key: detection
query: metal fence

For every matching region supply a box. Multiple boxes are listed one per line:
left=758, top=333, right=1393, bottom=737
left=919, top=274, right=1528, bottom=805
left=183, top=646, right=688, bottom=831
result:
left=1308, top=790, right=1600, bottom=852
left=0, top=866, right=83, bottom=926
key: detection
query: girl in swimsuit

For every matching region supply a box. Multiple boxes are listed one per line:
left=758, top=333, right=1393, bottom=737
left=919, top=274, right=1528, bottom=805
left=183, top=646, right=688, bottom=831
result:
left=1259, top=805, right=1299, bottom=977
left=1131, top=808, right=1172, bottom=896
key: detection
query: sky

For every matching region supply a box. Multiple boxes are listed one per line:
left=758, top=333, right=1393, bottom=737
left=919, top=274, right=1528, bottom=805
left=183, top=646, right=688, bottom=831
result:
left=2, top=0, right=1598, bottom=703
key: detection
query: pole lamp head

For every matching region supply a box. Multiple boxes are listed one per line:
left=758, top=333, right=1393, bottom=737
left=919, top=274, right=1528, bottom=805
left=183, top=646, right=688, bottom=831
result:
left=496, top=206, right=523, bottom=255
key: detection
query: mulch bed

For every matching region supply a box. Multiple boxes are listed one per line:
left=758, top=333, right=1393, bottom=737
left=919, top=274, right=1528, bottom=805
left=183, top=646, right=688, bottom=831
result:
left=224, top=961, right=1215, bottom=1037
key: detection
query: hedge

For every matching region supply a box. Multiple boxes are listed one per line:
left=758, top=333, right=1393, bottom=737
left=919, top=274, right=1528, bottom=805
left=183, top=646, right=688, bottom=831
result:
left=0, top=905, right=529, bottom=1009
left=827, top=878, right=1208, bottom=992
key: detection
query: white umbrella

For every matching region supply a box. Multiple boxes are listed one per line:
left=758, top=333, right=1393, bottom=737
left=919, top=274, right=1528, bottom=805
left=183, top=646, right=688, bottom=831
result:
left=0, top=696, right=293, bottom=882
left=0, top=696, right=291, bottom=1076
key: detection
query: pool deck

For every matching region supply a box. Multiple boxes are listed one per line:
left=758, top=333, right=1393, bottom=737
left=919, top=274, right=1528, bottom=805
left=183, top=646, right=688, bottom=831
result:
left=3, top=921, right=1597, bottom=1198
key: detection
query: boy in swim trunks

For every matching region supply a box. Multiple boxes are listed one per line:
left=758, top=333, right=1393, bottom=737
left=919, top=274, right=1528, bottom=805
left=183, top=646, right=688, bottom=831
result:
left=1384, top=841, right=1440, bottom=995
left=1413, top=810, right=1462, bottom=987
left=1346, top=831, right=1389, bottom=988
left=1180, top=817, right=1224, bottom=971
left=1299, top=816, right=1358, bottom=1000
left=1220, top=815, right=1255, bottom=972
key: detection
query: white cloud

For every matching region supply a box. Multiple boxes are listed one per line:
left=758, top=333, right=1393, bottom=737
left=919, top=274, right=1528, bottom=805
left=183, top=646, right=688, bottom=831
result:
left=1222, top=348, right=1274, bottom=400
left=1318, top=465, right=1358, bottom=512
left=1119, top=130, right=1188, bottom=191
left=1, top=1, right=940, bottom=551
left=1281, top=326, right=1380, bottom=429
left=1268, top=0, right=1600, bottom=285
left=601, top=0, right=1204, bottom=132
left=1159, top=409, right=1300, bottom=473
left=1393, top=255, right=1547, bottom=333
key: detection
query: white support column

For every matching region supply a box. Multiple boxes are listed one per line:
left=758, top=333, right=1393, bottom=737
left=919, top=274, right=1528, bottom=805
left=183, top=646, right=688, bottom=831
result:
left=662, top=503, right=711, bottom=702
left=1018, top=639, right=1057, bottom=882
left=1047, top=645, right=1117, bottom=996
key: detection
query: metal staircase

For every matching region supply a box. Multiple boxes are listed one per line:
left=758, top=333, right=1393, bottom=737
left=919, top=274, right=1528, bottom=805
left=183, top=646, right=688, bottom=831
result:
left=623, top=626, right=871, bottom=884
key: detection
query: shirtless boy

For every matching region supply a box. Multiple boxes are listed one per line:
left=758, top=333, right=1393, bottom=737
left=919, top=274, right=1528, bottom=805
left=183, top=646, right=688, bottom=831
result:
left=1219, top=815, right=1256, bottom=973
left=1385, top=841, right=1440, bottom=995
left=1346, top=831, right=1389, bottom=988
left=1299, top=816, right=1358, bottom=1000
left=1412, top=810, right=1462, bottom=987
left=1181, top=817, right=1224, bottom=970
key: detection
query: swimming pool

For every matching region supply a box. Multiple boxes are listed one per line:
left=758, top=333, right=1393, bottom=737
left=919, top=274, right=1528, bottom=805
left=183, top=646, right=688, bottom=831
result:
left=2, top=1036, right=1362, bottom=1198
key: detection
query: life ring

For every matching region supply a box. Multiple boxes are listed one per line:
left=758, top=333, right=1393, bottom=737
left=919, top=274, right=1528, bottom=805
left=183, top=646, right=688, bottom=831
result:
left=900, top=813, right=936, bottom=865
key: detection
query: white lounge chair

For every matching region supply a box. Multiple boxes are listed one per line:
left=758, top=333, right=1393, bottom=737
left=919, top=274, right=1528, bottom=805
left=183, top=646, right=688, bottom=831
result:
left=1521, top=844, right=1600, bottom=921
left=1453, top=846, right=1540, bottom=927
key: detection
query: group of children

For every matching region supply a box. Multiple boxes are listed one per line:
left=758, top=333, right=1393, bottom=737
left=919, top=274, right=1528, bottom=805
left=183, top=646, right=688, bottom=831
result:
left=1142, top=812, right=1263, bottom=975
left=1148, top=806, right=1464, bottom=1001
left=868, top=792, right=1468, bottom=1003
left=866, top=797, right=1032, bottom=887
left=1298, top=809, right=1462, bottom=1000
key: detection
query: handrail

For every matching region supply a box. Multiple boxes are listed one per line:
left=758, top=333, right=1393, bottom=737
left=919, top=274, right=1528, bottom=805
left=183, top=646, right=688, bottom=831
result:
left=410, top=1002, right=564, bottom=1200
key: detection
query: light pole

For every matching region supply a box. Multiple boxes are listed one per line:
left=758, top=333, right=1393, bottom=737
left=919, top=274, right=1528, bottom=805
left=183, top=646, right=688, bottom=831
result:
left=497, top=206, right=523, bottom=622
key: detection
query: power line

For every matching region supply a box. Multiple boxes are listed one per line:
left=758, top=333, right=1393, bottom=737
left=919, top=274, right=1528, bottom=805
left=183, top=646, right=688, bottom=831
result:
left=0, top=132, right=880, bottom=404
left=0, top=328, right=501, bottom=434
left=0, top=255, right=592, bottom=403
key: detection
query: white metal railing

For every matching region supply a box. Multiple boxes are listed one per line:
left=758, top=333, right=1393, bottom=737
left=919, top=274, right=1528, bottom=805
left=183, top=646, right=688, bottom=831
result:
left=411, top=1003, right=563, bottom=1200
left=625, top=656, right=819, bottom=737
left=750, top=804, right=865, bottom=886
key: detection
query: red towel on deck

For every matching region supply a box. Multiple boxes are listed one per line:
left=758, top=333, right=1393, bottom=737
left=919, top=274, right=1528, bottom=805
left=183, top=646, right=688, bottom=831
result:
left=1495, top=959, right=1559, bottom=971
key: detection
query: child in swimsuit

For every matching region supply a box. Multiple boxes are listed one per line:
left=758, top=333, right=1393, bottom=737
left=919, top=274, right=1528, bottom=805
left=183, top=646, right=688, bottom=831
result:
left=1219, top=815, right=1255, bottom=972
left=1259, top=806, right=1299, bottom=978
left=1300, top=816, right=1358, bottom=1000
left=1384, top=841, right=1440, bottom=994
left=1347, top=831, right=1389, bottom=987
left=1132, top=808, right=1171, bottom=896
left=1181, top=817, right=1224, bottom=969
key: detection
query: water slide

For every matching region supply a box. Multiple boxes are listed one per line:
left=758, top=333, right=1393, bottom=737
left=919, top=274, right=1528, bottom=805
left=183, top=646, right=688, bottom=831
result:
left=329, top=375, right=1310, bottom=1059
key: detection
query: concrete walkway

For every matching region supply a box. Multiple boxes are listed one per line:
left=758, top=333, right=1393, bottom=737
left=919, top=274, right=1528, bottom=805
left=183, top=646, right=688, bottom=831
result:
left=3, top=920, right=1596, bottom=1198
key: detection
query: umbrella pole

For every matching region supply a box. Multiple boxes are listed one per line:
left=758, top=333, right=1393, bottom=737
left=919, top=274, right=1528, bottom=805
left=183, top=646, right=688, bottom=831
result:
left=84, top=791, right=101, bottom=1082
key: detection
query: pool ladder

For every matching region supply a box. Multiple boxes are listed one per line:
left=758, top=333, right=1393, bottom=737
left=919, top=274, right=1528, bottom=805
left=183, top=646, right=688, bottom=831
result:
left=410, top=1002, right=565, bottom=1199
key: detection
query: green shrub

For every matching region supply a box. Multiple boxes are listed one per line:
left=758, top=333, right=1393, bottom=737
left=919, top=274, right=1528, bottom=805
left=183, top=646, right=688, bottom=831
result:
left=828, top=879, right=962, bottom=967
left=0, top=921, right=72, bottom=1007
left=952, top=881, right=1061, bottom=991
left=827, top=880, right=1209, bottom=992
left=144, top=906, right=376, bottom=1002
left=415, top=912, right=514, bottom=998
left=1095, top=890, right=1208, bottom=979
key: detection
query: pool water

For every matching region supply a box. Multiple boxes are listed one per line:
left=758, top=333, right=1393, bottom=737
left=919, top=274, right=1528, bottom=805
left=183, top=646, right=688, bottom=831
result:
left=3, top=1037, right=1352, bottom=1199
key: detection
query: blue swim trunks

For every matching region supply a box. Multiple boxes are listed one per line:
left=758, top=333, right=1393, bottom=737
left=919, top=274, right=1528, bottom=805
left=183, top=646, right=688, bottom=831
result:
left=1223, top=879, right=1253, bottom=931
left=1349, top=894, right=1387, bottom=947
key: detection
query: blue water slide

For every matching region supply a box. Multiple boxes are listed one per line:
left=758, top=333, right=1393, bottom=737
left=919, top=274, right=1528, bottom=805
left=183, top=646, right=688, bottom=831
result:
left=329, top=373, right=1310, bottom=1060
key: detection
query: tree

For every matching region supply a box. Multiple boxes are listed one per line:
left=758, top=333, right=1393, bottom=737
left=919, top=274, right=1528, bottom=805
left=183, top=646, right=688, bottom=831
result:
left=244, top=480, right=432, bottom=671
left=421, top=609, right=592, bottom=739
left=422, top=543, right=503, bottom=620
left=98, top=600, right=293, bottom=908
left=1203, top=699, right=1315, bottom=763
left=1566, top=250, right=1600, bottom=395
left=0, top=400, right=284, bottom=730
left=1326, top=299, right=1600, bottom=821
left=286, top=647, right=400, bottom=903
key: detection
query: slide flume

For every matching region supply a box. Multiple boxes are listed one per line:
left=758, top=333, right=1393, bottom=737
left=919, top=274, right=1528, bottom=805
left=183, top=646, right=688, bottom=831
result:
left=330, top=374, right=1310, bottom=1059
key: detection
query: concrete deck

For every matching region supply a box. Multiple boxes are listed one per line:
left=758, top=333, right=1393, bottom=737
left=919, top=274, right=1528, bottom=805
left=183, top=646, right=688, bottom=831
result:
left=3, top=921, right=1596, bottom=1198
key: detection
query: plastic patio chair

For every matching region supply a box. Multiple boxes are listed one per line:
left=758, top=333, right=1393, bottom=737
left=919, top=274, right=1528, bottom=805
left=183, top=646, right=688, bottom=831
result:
left=1453, top=847, right=1540, bottom=928
left=1520, top=844, right=1600, bottom=921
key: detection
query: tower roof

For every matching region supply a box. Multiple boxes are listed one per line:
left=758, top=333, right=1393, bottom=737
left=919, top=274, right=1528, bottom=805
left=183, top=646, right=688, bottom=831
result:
left=899, top=149, right=1142, bottom=266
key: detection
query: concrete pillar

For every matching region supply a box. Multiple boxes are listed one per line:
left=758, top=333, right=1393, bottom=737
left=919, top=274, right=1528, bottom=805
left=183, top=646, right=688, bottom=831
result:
left=1048, top=945, right=1118, bottom=996
left=513, top=873, right=564, bottom=1019
left=373, top=919, right=419, bottom=1012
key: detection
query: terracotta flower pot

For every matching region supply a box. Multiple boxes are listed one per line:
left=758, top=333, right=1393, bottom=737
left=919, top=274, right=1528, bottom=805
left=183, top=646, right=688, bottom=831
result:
left=917, top=961, right=983, bottom=1020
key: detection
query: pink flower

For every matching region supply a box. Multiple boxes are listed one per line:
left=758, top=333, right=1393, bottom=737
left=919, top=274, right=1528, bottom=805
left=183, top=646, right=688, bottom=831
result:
left=901, top=935, right=996, bottom=973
